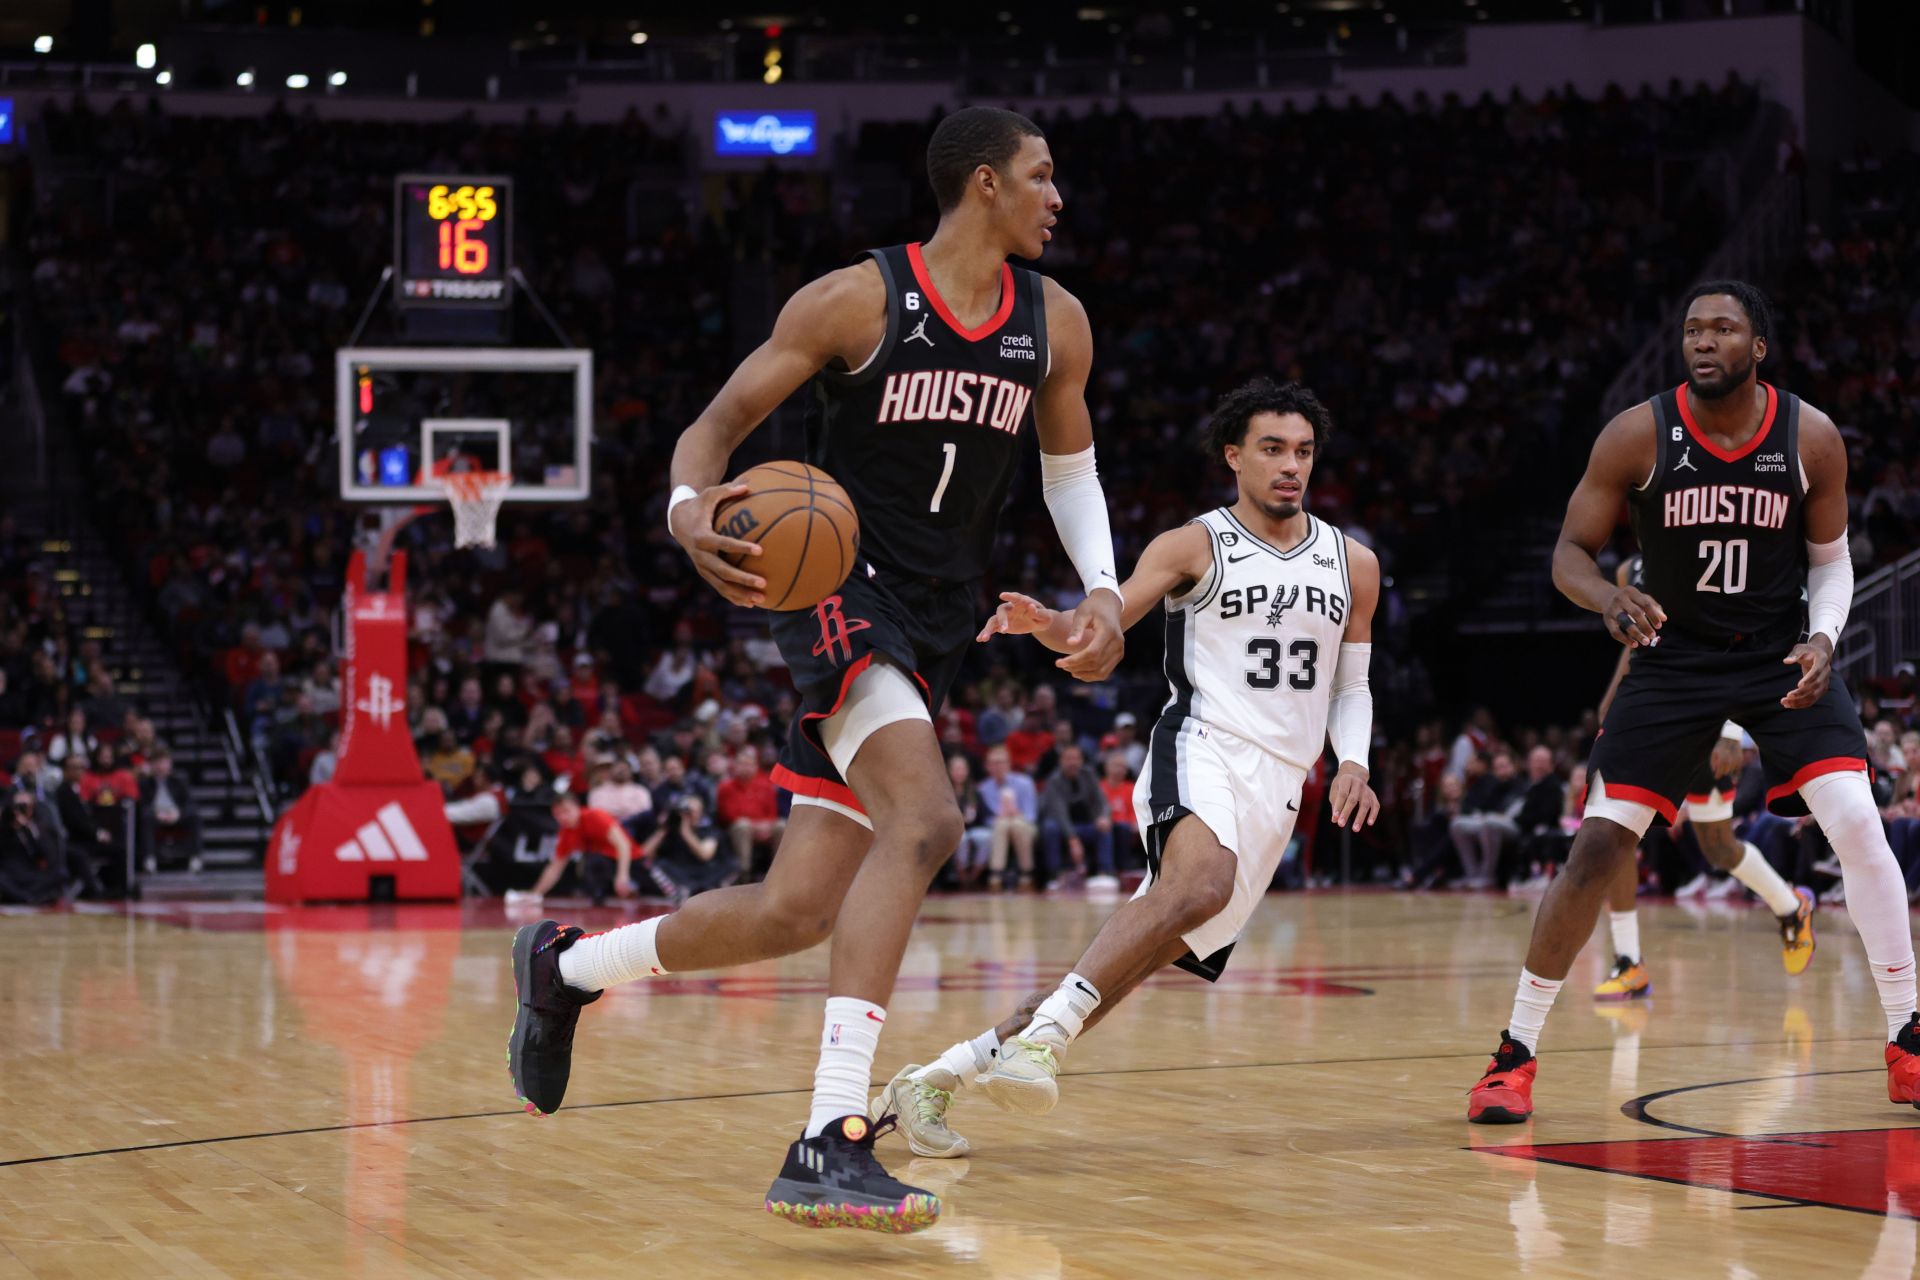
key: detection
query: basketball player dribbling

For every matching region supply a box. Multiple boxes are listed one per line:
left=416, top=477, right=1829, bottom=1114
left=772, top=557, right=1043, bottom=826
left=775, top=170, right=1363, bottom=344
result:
left=1469, top=280, right=1920, bottom=1124
left=504, top=108, right=1128, bottom=1232
left=1588, top=553, right=1816, bottom=1004
left=873, top=379, right=1384, bottom=1157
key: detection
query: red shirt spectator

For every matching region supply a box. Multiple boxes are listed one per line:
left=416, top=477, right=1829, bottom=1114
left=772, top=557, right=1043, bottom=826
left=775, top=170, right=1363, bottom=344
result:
left=555, top=805, right=624, bottom=860
left=1004, top=723, right=1053, bottom=775
left=1101, top=776, right=1135, bottom=829
left=717, top=763, right=780, bottom=825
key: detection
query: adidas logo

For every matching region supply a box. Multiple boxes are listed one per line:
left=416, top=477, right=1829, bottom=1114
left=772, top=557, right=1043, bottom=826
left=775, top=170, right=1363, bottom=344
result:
left=800, top=1147, right=826, bottom=1173
left=335, top=802, right=432, bottom=863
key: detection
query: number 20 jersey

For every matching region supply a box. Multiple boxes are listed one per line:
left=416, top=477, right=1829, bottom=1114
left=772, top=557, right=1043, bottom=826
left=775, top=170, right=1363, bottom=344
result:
left=803, top=242, right=1049, bottom=585
left=1154, top=509, right=1353, bottom=771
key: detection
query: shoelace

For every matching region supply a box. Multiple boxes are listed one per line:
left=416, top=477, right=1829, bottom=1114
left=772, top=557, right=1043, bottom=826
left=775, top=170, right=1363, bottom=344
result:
left=912, top=1082, right=953, bottom=1127
left=1011, top=1037, right=1059, bottom=1075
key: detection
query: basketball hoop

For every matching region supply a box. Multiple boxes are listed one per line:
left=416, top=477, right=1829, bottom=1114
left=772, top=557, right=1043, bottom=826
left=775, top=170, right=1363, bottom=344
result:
left=440, top=470, right=511, bottom=549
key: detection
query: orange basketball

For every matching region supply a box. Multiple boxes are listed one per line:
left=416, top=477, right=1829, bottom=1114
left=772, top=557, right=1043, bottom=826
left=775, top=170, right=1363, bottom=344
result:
left=713, top=462, right=861, bottom=611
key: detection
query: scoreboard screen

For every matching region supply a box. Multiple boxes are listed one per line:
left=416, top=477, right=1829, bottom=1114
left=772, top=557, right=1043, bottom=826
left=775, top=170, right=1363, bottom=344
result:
left=393, top=175, right=512, bottom=308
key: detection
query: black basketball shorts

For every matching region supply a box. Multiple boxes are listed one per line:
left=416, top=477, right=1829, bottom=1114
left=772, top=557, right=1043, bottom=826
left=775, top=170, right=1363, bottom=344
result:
left=1590, top=641, right=1870, bottom=824
left=766, top=563, right=977, bottom=815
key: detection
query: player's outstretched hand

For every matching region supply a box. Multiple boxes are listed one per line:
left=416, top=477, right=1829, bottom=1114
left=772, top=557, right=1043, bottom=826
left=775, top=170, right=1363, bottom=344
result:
left=1602, top=584, right=1667, bottom=648
left=1057, top=590, right=1125, bottom=682
left=670, top=481, right=768, bottom=608
left=1781, top=634, right=1833, bottom=708
left=977, top=591, right=1055, bottom=643
left=1329, top=762, right=1379, bottom=830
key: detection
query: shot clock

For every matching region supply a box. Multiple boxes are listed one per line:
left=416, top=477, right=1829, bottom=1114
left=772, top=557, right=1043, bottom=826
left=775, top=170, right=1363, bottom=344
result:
left=393, top=174, right=512, bottom=308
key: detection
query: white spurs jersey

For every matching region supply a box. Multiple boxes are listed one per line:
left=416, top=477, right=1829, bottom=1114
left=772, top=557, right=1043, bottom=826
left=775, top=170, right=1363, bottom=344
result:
left=1152, top=509, right=1353, bottom=770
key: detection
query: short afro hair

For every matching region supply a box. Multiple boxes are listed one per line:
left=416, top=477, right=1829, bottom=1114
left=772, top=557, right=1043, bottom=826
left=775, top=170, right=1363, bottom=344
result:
left=1204, top=377, right=1333, bottom=458
left=1681, top=279, right=1773, bottom=345
left=926, top=107, right=1045, bottom=214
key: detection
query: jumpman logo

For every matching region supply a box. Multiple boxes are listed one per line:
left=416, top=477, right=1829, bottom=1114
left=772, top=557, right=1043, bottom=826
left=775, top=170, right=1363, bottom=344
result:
left=1673, top=446, right=1698, bottom=473
left=811, top=594, right=873, bottom=664
left=904, top=315, right=934, bottom=347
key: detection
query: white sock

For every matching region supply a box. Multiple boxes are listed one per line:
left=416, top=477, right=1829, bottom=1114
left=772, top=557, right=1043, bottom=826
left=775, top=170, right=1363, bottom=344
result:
left=806, top=997, right=886, bottom=1138
left=1018, top=972, right=1102, bottom=1049
left=558, top=916, right=668, bottom=992
left=1507, top=967, right=1563, bottom=1054
left=1804, top=772, right=1917, bottom=1041
left=1728, top=841, right=1801, bottom=916
left=912, top=1028, right=1001, bottom=1089
left=1608, top=910, right=1641, bottom=966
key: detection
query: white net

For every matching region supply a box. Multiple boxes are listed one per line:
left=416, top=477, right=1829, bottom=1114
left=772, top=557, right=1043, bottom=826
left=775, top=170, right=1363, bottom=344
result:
left=441, top=470, right=511, bottom=549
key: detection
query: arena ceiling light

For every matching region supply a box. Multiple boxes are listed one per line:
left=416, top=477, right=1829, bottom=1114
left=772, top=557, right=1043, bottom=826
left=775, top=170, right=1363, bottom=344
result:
left=135, top=43, right=156, bottom=69
left=33, top=36, right=53, bottom=54
left=329, top=70, right=348, bottom=86
left=156, top=70, right=172, bottom=85
left=630, top=31, right=649, bottom=44
left=237, top=69, right=255, bottom=86
left=287, top=73, right=310, bottom=88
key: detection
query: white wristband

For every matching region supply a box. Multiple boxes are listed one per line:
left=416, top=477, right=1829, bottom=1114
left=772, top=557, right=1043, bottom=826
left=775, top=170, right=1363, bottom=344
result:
left=667, top=484, right=698, bottom=533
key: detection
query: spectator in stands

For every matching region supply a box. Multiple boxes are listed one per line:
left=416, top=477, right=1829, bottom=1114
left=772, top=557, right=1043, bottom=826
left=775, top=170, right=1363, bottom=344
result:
left=949, top=753, right=991, bottom=889
left=47, top=708, right=96, bottom=766
left=641, top=792, right=734, bottom=904
left=85, top=742, right=138, bottom=806
left=1449, top=749, right=1527, bottom=888
left=139, top=747, right=202, bottom=873
left=644, top=621, right=700, bottom=707
left=0, top=789, right=65, bottom=905
left=242, top=653, right=286, bottom=741
left=1039, top=744, right=1117, bottom=890
left=587, top=757, right=654, bottom=835
left=975, top=683, right=1022, bottom=748
left=512, top=791, right=636, bottom=907
left=1101, top=752, right=1139, bottom=867
left=80, top=670, right=131, bottom=733
left=1507, top=746, right=1570, bottom=890
left=979, top=743, right=1038, bottom=891
left=483, top=589, right=534, bottom=683
left=715, top=749, right=783, bottom=878
left=1405, top=771, right=1468, bottom=889
left=1103, top=712, right=1146, bottom=776
left=424, top=730, right=477, bottom=795
left=449, top=677, right=487, bottom=742
left=56, top=754, right=118, bottom=892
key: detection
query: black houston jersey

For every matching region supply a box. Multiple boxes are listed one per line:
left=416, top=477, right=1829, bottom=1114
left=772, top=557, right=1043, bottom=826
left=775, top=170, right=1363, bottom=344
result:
left=1629, top=383, right=1807, bottom=650
left=804, top=242, right=1049, bottom=585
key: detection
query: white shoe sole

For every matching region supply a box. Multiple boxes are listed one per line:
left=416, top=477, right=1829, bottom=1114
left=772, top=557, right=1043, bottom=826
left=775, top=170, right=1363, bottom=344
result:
left=979, top=1068, right=1059, bottom=1116
left=873, top=1079, right=969, bottom=1158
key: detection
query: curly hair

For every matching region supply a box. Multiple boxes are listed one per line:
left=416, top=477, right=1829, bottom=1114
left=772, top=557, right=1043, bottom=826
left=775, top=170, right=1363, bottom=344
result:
left=1203, top=377, right=1334, bottom=458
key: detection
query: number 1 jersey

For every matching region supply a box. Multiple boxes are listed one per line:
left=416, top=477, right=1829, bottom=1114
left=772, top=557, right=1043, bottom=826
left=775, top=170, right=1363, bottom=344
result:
left=803, top=242, right=1049, bottom=585
left=1155, top=509, right=1354, bottom=771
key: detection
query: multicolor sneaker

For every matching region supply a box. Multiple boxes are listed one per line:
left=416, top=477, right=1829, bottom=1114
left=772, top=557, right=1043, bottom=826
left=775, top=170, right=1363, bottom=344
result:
left=1887, top=1013, right=1920, bottom=1107
left=1593, top=956, right=1652, bottom=1002
left=979, top=1036, right=1061, bottom=1115
left=1467, top=1031, right=1537, bottom=1124
left=1779, top=887, right=1817, bottom=976
left=765, top=1115, right=941, bottom=1232
left=873, top=1064, right=970, bottom=1158
left=507, top=920, right=601, bottom=1116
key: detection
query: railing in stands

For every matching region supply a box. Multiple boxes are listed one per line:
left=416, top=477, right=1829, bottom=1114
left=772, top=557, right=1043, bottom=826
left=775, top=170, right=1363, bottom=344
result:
left=1600, top=171, right=1805, bottom=422
left=223, top=709, right=280, bottom=827
left=1836, top=547, right=1920, bottom=687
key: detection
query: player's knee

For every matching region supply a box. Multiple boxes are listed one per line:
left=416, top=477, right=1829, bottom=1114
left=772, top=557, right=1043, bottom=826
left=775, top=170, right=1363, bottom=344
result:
left=1563, top=827, right=1635, bottom=887
left=1167, top=868, right=1235, bottom=933
left=885, top=800, right=964, bottom=874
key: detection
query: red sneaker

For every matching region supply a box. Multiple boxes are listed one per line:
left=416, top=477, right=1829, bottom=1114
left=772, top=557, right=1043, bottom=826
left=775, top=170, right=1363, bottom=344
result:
left=1468, top=1031, right=1537, bottom=1124
left=1887, top=1012, right=1920, bottom=1106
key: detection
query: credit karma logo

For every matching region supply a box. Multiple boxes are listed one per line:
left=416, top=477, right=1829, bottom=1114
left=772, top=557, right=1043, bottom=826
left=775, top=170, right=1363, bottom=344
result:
left=714, top=111, right=816, bottom=156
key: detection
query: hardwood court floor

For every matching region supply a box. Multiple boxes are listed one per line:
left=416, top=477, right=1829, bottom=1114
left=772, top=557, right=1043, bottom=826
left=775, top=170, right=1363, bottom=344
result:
left=1, top=890, right=1915, bottom=1278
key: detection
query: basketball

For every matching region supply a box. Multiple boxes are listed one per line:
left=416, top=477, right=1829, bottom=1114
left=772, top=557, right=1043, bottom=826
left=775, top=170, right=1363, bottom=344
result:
left=714, top=462, right=860, bottom=611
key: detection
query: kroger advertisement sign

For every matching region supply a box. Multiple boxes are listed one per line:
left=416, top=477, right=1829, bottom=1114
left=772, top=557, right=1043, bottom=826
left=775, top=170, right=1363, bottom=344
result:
left=713, top=111, right=817, bottom=157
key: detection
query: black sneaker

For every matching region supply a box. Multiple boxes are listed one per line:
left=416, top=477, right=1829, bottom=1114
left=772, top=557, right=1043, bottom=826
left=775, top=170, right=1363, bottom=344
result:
left=508, top=919, right=601, bottom=1116
left=764, top=1114, right=941, bottom=1232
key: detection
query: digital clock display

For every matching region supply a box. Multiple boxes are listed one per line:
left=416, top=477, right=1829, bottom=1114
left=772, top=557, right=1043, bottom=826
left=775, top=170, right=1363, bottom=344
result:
left=393, top=174, right=512, bottom=309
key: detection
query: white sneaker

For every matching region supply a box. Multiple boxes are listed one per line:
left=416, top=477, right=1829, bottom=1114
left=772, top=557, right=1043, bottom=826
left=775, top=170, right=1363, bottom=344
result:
left=1673, top=873, right=1712, bottom=898
left=1704, top=876, right=1742, bottom=900
left=872, top=1064, right=969, bottom=1158
left=504, top=889, right=544, bottom=906
left=1084, top=874, right=1120, bottom=891
left=979, top=1036, right=1061, bottom=1116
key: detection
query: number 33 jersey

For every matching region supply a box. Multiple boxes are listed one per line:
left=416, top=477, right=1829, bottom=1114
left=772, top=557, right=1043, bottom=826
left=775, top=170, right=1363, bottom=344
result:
left=803, top=242, right=1049, bottom=585
left=1154, top=509, right=1354, bottom=772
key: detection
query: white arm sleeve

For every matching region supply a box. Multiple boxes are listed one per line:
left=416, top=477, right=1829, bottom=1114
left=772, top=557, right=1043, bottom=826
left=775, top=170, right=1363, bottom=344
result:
left=1806, top=532, right=1852, bottom=647
left=1039, top=446, right=1121, bottom=598
left=1326, top=642, right=1374, bottom=768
